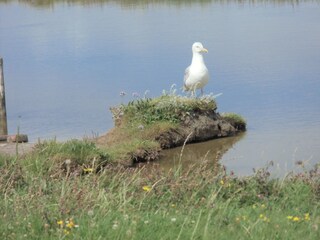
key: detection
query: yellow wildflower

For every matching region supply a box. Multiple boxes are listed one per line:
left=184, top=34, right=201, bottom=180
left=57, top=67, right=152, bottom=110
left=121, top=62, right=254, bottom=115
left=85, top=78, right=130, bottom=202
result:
left=142, top=186, right=151, bottom=192
left=57, top=220, right=63, bottom=226
left=287, top=216, right=293, bottom=220
left=83, top=168, right=93, bottom=173
left=66, top=219, right=75, bottom=228
left=292, top=216, right=300, bottom=222
left=304, top=213, right=310, bottom=221
left=220, top=180, right=224, bottom=185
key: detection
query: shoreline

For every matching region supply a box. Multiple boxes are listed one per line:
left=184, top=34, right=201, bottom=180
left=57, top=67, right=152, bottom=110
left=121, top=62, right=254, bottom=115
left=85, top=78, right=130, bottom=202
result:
left=0, top=142, right=35, bottom=156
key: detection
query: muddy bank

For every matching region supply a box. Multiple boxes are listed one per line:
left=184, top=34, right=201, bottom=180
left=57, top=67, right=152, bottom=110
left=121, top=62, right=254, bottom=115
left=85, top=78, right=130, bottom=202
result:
left=155, top=111, right=246, bottom=149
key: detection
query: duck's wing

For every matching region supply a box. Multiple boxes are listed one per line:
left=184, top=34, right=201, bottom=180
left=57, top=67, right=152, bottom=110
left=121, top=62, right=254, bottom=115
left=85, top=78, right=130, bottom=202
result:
left=183, top=66, right=190, bottom=91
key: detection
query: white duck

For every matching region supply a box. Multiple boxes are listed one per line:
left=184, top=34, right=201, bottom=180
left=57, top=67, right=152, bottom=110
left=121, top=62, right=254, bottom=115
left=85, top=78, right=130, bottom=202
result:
left=183, top=42, right=209, bottom=96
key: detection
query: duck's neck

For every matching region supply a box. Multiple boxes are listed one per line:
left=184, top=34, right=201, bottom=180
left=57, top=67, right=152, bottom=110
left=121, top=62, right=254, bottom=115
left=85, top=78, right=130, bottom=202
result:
left=191, top=52, right=205, bottom=66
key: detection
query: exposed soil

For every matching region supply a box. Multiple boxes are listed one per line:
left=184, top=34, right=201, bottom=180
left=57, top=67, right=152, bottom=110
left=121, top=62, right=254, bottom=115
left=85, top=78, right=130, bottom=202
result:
left=155, top=111, right=243, bottom=149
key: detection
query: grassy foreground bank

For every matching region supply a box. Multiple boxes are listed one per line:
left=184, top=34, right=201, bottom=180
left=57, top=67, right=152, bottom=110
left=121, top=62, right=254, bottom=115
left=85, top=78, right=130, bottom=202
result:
left=0, top=140, right=319, bottom=239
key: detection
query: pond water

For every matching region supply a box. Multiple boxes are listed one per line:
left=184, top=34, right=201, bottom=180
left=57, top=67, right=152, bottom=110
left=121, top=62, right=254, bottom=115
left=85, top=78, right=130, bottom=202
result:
left=1, top=0, right=319, bottom=175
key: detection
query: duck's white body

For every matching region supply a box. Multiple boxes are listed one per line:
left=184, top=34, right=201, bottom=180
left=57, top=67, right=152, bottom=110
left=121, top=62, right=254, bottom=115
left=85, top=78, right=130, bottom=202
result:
left=183, top=42, right=209, bottom=95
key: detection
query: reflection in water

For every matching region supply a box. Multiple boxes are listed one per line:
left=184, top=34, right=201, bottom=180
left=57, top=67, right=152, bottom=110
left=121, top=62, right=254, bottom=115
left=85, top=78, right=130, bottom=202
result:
left=0, top=0, right=314, bottom=8
left=148, top=133, right=245, bottom=171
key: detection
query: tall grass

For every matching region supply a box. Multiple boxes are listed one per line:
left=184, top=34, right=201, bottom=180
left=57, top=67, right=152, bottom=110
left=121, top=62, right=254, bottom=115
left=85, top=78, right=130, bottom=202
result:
left=0, top=140, right=319, bottom=239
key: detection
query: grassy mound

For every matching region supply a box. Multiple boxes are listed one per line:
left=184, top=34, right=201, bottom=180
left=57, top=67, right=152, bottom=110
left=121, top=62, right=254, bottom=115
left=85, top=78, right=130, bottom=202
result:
left=97, top=94, right=233, bottom=165
left=121, top=95, right=217, bottom=124
left=222, top=112, right=247, bottom=131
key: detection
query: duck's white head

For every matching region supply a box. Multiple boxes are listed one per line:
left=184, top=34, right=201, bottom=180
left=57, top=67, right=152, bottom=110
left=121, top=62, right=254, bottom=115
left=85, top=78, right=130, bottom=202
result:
left=192, top=42, right=208, bottom=54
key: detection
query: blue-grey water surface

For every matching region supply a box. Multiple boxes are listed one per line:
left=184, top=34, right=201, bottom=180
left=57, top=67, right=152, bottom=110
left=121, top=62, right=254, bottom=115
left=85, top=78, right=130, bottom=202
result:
left=0, top=0, right=319, bottom=175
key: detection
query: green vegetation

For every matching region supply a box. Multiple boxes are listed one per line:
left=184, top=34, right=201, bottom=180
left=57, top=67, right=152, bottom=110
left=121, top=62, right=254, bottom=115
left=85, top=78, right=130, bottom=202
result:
left=0, top=145, right=319, bottom=239
left=35, top=139, right=110, bottom=164
left=30, top=139, right=111, bottom=173
left=122, top=95, right=217, bottom=124
left=222, top=112, right=247, bottom=131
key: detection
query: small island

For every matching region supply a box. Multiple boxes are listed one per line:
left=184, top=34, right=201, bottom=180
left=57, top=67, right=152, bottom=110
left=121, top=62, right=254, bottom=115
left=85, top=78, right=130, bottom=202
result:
left=96, top=93, right=246, bottom=166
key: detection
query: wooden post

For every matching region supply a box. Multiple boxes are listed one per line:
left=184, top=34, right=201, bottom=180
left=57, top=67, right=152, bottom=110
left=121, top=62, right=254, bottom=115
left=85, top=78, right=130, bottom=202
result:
left=0, top=58, right=8, bottom=135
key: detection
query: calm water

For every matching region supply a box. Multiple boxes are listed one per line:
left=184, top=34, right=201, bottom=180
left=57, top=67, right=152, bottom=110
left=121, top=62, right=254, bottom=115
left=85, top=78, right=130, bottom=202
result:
left=1, top=0, right=319, bottom=174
